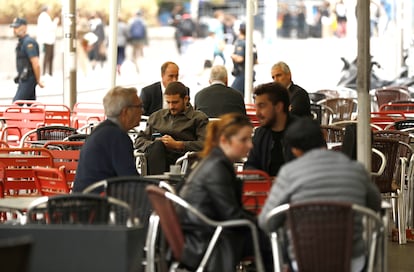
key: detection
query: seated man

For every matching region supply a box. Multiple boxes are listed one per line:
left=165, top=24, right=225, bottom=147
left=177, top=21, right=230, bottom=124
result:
left=244, top=82, right=297, bottom=177
left=135, top=81, right=208, bottom=175
left=258, top=117, right=381, bottom=272
left=72, top=86, right=142, bottom=192
left=271, top=61, right=311, bottom=117
left=140, top=61, right=179, bottom=116
left=195, top=65, right=246, bottom=118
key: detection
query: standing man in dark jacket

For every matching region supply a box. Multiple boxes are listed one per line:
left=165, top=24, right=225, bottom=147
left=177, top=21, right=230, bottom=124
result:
left=271, top=61, right=311, bottom=117
left=10, top=17, right=44, bottom=102
left=244, top=82, right=297, bottom=177
left=230, top=23, right=257, bottom=97
left=195, top=65, right=246, bottom=118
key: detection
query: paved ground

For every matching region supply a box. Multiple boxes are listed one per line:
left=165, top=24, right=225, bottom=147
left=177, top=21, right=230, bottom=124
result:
left=0, top=25, right=403, bottom=106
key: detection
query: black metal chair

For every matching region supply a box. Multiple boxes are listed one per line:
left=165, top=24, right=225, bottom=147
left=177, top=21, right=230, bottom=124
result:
left=26, top=193, right=131, bottom=225
left=82, top=176, right=159, bottom=227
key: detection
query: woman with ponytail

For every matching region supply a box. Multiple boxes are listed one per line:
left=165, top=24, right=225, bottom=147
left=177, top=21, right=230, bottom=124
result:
left=177, top=112, right=259, bottom=271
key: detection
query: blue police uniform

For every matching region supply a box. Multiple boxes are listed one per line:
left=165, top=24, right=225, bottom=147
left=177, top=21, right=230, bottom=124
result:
left=231, top=37, right=257, bottom=98
left=14, top=34, right=40, bottom=102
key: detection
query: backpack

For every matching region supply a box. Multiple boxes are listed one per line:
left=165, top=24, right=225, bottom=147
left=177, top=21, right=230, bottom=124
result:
left=130, top=19, right=145, bottom=39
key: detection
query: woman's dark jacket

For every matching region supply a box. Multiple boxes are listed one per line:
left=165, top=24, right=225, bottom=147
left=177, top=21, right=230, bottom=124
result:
left=177, top=147, right=255, bottom=271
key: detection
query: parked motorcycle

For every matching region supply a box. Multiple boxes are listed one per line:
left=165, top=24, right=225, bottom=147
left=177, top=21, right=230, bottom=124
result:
left=337, top=54, right=414, bottom=91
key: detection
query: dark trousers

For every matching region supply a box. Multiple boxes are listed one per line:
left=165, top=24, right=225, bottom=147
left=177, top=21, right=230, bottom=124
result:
left=231, top=74, right=245, bottom=97
left=43, top=44, right=54, bottom=75
left=145, top=141, right=184, bottom=175
left=14, top=76, right=36, bottom=102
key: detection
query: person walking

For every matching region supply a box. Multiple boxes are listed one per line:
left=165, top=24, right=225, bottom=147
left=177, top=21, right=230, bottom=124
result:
left=36, top=5, right=58, bottom=77
left=231, top=23, right=257, bottom=97
left=10, top=17, right=44, bottom=102
left=116, top=16, right=129, bottom=75
left=128, top=11, right=147, bottom=73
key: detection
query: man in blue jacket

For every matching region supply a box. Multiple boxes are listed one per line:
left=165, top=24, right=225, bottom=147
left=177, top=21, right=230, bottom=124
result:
left=72, top=86, right=143, bottom=192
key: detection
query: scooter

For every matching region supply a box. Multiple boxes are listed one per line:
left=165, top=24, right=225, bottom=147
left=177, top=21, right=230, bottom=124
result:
left=337, top=56, right=394, bottom=90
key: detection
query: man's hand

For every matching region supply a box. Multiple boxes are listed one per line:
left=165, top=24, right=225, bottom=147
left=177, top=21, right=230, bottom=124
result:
left=37, top=80, right=45, bottom=88
left=160, top=134, right=183, bottom=150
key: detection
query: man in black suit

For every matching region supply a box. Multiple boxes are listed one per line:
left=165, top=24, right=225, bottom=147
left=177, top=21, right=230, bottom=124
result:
left=271, top=61, right=311, bottom=117
left=140, top=61, right=179, bottom=116
left=195, top=65, right=246, bottom=118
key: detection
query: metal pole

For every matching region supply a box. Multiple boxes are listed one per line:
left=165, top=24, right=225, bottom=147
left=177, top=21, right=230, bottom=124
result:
left=62, top=0, right=76, bottom=109
left=356, top=0, right=371, bottom=171
left=109, top=0, right=120, bottom=88
left=244, top=0, right=256, bottom=104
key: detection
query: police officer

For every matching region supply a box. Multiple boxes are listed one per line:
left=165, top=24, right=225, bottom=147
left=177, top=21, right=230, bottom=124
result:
left=230, top=23, right=258, bottom=98
left=10, top=17, right=44, bottom=102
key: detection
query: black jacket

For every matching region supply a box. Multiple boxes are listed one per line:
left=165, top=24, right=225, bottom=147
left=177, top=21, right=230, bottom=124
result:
left=177, top=147, right=255, bottom=271
left=140, top=82, right=163, bottom=116
left=244, top=115, right=297, bottom=176
left=288, top=83, right=311, bottom=117
left=194, top=83, right=246, bottom=118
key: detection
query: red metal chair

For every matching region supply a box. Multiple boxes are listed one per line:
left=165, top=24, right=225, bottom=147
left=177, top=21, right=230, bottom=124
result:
left=33, top=166, right=71, bottom=196
left=31, top=103, right=72, bottom=127
left=71, top=102, right=105, bottom=129
left=43, top=141, right=83, bottom=188
left=238, top=169, right=272, bottom=214
left=0, top=148, right=54, bottom=197
left=0, top=106, right=46, bottom=146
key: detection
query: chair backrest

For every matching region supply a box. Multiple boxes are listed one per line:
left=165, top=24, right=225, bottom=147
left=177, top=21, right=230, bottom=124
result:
left=31, top=103, right=72, bottom=126
left=375, top=87, right=411, bottom=108
left=19, top=126, right=78, bottom=148
left=71, top=102, right=105, bottom=129
left=319, top=98, right=356, bottom=122
left=372, top=137, right=401, bottom=193
left=320, top=125, right=345, bottom=143
left=393, top=119, right=414, bottom=130
left=315, top=89, right=340, bottom=99
left=380, top=103, right=414, bottom=112
left=43, top=141, right=83, bottom=186
left=238, top=169, right=272, bottom=214
left=265, top=202, right=383, bottom=272
left=145, top=185, right=185, bottom=261
left=308, top=92, right=326, bottom=103
left=0, top=236, right=33, bottom=272
left=33, top=167, right=70, bottom=196
left=0, top=148, right=54, bottom=196
left=289, top=202, right=353, bottom=272
left=27, top=194, right=115, bottom=225
left=83, top=176, right=158, bottom=227
left=1, top=107, right=46, bottom=145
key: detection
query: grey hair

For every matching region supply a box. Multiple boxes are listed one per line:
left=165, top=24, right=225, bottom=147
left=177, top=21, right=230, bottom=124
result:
left=271, top=61, right=291, bottom=74
left=103, top=86, right=138, bottom=117
left=209, top=65, right=228, bottom=82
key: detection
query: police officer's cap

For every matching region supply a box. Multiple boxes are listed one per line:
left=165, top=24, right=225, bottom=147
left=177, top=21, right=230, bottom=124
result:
left=10, top=17, right=27, bottom=28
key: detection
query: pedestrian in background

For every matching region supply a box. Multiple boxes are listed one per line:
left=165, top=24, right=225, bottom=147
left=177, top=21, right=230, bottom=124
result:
left=10, top=17, right=44, bottom=102
left=117, top=15, right=129, bottom=75
left=231, top=23, right=258, bottom=97
left=128, top=11, right=147, bottom=73
left=36, top=5, right=58, bottom=77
